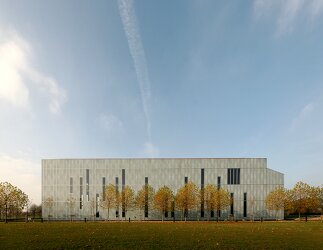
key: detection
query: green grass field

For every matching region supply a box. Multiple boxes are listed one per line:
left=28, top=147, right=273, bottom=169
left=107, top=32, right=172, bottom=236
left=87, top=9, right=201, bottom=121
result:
left=0, top=221, right=322, bottom=249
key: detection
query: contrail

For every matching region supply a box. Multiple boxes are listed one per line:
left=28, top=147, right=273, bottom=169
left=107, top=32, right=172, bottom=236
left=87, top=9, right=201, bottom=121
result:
left=118, top=0, right=152, bottom=140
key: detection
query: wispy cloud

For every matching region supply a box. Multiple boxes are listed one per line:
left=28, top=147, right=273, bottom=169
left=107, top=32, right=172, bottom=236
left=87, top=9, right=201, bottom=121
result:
left=253, top=0, right=323, bottom=36
left=118, top=0, right=152, bottom=139
left=0, top=27, right=67, bottom=114
left=99, top=113, right=124, bottom=136
left=143, top=142, right=159, bottom=158
left=290, top=102, right=315, bottom=132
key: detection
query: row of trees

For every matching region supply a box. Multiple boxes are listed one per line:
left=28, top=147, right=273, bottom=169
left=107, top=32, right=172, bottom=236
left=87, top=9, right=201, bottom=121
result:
left=265, top=181, right=323, bottom=220
left=99, top=181, right=231, bottom=221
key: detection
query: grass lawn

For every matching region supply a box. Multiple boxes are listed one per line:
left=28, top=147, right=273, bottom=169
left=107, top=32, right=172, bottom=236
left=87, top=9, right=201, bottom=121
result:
left=0, top=221, right=322, bottom=249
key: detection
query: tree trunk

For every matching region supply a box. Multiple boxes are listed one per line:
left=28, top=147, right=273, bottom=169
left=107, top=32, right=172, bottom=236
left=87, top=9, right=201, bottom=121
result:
left=107, top=208, right=109, bottom=221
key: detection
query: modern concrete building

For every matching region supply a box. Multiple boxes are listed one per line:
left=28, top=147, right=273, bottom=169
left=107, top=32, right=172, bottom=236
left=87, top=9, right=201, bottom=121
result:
left=41, top=158, right=284, bottom=220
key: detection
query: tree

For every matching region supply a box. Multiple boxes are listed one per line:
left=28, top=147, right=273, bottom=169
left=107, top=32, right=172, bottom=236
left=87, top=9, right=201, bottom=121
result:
left=43, top=197, right=54, bottom=220
left=203, top=185, right=231, bottom=222
left=121, top=186, right=135, bottom=219
left=289, top=182, right=320, bottom=220
left=88, top=198, right=96, bottom=220
left=175, top=181, right=199, bottom=221
left=318, top=185, right=323, bottom=221
left=135, top=184, right=154, bottom=220
left=265, top=186, right=286, bottom=220
left=0, top=182, right=28, bottom=223
left=153, top=186, right=173, bottom=221
left=100, top=184, right=118, bottom=220
left=66, top=197, right=76, bottom=221
left=204, top=184, right=217, bottom=221
left=30, top=204, right=38, bottom=219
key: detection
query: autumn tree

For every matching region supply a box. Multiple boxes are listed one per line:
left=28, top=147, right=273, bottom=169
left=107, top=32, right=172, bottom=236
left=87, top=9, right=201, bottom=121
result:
left=66, top=197, right=76, bottom=221
left=121, top=185, right=135, bottom=219
left=203, top=185, right=231, bottom=221
left=318, top=186, right=323, bottom=219
left=0, top=182, right=28, bottom=223
left=100, top=184, right=118, bottom=220
left=289, top=182, right=320, bottom=220
left=153, top=186, right=173, bottom=221
left=43, top=197, right=54, bottom=220
left=204, top=184, right=217, bottom=220
left=135, top=184, right=154, bottom=220
left=265, top=186, right=286, bottom=220
left=175, top=181, right=199, bottom=221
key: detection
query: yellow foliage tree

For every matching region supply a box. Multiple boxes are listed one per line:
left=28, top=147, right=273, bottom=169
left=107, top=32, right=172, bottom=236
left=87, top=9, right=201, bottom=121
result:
left=175, top=181, right=200, bottom=221
left=135, top=184, right=154, bottom=220
left=289, top=181, right=320, bottom=220
left=203, top=184, right=231, bottom=221
left=153, top=186, right=173, bottom=221
left=265, top=186, right=286, bottom=220
left=121, top=185, right=135, bottom=219
left=101, top=184, right=118, bottom=221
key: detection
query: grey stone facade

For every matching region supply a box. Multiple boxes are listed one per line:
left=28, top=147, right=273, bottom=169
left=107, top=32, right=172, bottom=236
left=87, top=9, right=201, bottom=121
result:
left=41, top=158, right=284, bottom=220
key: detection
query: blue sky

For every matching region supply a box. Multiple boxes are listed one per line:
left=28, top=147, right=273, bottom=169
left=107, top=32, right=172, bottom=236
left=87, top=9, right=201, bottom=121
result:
left=0, top=0, right=323, bottom=204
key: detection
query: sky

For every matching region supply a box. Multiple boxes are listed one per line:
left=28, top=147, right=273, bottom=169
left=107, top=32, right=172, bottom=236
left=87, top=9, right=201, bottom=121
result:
left=0, top=0, right=323, bottom=204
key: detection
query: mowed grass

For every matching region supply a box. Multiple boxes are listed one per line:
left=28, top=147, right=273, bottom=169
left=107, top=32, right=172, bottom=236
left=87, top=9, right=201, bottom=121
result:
left=0, top=221, right=322, bottom=249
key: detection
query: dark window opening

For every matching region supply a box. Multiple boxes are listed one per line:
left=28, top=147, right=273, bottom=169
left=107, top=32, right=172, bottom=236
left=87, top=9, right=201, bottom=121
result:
left=145, top=177, right=148, bottom=218
left=70, top=177, right=73, bottom=193
left=227, top=168, right=240, bottom=185
left=243, top=192, right=247, bottom=217
left=122, top=169, right=125, bottom=217
left=230, top=193, right=234, bottom=215
left=201, top=168, right=204, bottom=218
left=102, top=177, right=106, bottom=201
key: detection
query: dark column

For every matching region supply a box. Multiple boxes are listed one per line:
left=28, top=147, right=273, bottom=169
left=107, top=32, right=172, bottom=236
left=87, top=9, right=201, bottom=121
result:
left=122, top=169, right=125, bottom=218
left=102, top=177, right=106, bottom=201
left=86, top=169, right=89, bottom=201
left=230, top=193, right=234, bottom=216
left=201, top=168, right=204, bottom=218
left=145, top=177, right=148, bottom=218
left=80, top=177, right=83, bottom=209
left=115, top=177, right=119, bottom=217
left=243, top=193, right=247, bottom=218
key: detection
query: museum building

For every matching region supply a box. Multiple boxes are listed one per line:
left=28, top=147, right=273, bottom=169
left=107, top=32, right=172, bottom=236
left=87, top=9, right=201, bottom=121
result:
left=41, top=158, right=284, bottom=220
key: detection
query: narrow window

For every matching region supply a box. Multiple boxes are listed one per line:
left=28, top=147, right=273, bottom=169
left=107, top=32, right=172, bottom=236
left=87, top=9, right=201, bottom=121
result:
left=145, top=177, right=148, bottom=218
left=102, top=177, right=106, bottom=201
left=70, top=177, right=73, bottom=193
left=122, top=169, right=125, bottom=218
left=184, top=176, right=188, bottom=217
left=96, top=193, right=99, bottom=217
left=230, top=169, right=234, bottom=185
left=217, top=176, right=221, bottom=190
left=230, top=193, right=234, bottom=215
left=243, top=192, right=247, bottom=217
left=237, top=169, right=240, bottom=184
left=80, top=177, right=83, bottom=209
left=115, top=177, right=119, bottom=217
left=201, top=168, right=204, bottom=218
left=86, top=169, right=89, bottom=201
